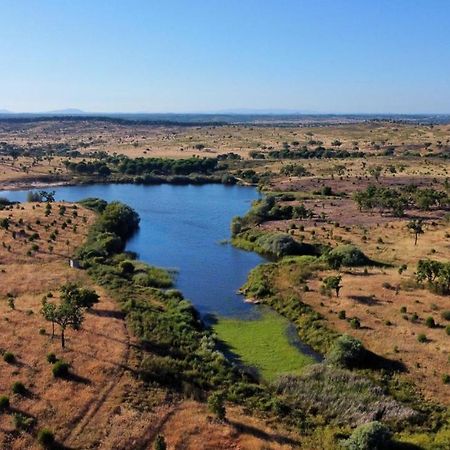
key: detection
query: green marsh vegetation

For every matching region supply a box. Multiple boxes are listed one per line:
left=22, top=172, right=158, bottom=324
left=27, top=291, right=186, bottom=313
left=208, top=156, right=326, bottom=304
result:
left=213, top=310, right=315, bottom=382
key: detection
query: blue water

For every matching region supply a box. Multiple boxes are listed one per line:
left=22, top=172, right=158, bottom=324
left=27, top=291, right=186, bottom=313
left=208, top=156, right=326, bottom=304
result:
left=2, top=184, right=264, bottom=318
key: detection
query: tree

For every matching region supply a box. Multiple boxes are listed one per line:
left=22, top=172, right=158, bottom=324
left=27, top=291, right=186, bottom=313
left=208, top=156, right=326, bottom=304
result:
left=344, top=421, right=392, bottom=450
left=60, top=283, right=99, bottom=309
left=41, top=300, right=57, bottom=338
left=323, top=275, right=342, bottom=297
left=368, top=166, right=382, bottom=182
left=53, top=301, right=84, bottom=348
left=407, top=219, right=424, bottom=246
left=208, top=391, right=226, bottom=421
left=327, top=334, right=366, bottom=369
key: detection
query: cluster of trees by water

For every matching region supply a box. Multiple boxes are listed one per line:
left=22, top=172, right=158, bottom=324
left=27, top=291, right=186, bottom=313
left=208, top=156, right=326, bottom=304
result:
left=232, top=195, right=314, bottom=236
left=353, top=185, right=449, bottom=217
left=64, top=155, right=220, bottom=178
left=250, top=146, right=365, bottom=160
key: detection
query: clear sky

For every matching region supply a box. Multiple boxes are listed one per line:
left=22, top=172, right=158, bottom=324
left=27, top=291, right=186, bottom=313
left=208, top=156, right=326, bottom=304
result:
left=0, top=0, right=449, bottom=114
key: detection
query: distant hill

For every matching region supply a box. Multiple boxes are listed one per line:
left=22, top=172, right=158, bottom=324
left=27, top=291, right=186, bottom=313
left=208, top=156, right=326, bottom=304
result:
left=0, top=109, right=12, bottom=114
left=45, top=108, right=85, bottom=115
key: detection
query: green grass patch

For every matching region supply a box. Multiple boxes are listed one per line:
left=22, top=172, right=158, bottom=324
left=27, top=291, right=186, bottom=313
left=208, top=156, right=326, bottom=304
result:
left=213, top=310, right=315, bottom=382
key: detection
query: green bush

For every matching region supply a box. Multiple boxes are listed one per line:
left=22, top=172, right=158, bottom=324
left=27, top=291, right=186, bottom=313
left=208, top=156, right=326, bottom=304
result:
left=446, top=325, right=450, bottom=336
left=52, top=361, right=70, bottom=378
left=207, top=391, right=226, bottom=420
left=3, top=352, right=15, bottom=363
left=46, top=352, right=57, bottom=364
left=12, top=381, right=26, bottom=395
left=441, top=310, right=450, bottom=321
left=326, top=245, right=370, bottom=268
left=0, top=395, right=10, bottom=411
left=344, top=421, right=392, bottom=450
left=13, top=412, right=34, bottom=431
left=37, top=428, right=55, bottom=448
left=426, top=316, right=436, bottom=328
left=327, top=335, right=366, bottom=369
left=417, top=333, right=427, bottom=343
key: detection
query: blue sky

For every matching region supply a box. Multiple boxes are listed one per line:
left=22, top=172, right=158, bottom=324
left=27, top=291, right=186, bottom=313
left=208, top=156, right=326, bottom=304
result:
left=0, top=0, right=449, bottom=113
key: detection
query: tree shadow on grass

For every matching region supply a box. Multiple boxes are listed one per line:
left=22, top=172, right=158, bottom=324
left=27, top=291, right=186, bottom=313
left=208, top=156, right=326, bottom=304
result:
left=228, top=420, right=300, bottom=447
left=348, top=295, right=381, bottom=306
left=88, top=308, right=125, bottom=320
left=362, top=349, right=406, bottom=373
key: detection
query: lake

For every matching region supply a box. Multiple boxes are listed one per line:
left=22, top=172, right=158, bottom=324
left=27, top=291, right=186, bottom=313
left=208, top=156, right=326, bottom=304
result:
left=3, top=183, right=319, bottom=377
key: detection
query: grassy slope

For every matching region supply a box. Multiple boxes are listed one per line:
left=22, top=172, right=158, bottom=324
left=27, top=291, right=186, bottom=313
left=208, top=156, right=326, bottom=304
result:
left=214, top=310, right=315, bottom=381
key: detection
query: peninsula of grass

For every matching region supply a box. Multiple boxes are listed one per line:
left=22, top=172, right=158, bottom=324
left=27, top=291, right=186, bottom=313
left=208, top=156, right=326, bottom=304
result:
left=213, top=310, right=315, bottom=382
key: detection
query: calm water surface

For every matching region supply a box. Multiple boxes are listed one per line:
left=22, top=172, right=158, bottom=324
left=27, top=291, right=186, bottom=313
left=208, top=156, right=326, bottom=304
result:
left=3, top=184, right=264, bottom=318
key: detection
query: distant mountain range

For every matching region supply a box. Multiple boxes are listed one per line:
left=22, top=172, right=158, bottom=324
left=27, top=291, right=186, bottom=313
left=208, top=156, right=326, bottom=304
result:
left=0, top=109, right=449, bottom=125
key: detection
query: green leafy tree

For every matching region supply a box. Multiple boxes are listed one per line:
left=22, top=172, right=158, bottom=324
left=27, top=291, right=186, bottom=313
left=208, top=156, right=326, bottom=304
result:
left=60, top=283, right=99, bottom=309
left=323, top=275, right=343, bottom=297
left=407, top=219, right=424, bottom=246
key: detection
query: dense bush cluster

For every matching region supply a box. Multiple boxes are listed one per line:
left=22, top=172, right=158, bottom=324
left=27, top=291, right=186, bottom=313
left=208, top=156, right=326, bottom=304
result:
left=353, top=185, right=449, bottom=217
left=251, top=146, right=365, bottom=160
left=324, top=245, right=371, bottom=269
left=231, top=195, right=313, bottom=236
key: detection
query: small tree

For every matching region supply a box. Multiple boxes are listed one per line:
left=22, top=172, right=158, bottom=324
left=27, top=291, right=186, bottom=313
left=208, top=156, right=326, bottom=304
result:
left=323, top=275, right=343, bottom=297
left=41, top=300, right=57, bottom=339
left=53, top=301, right=84, bottom=349
left=407, top=219, right=424, bottom=246
left=208, top=391, right=226, bottom=421
left=344, top=421, right=392, bottom=450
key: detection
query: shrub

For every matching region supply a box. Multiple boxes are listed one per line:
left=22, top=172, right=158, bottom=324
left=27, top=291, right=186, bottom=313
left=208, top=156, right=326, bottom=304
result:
left=37, top=428, right=55, bottom=448
left=0, top=395, right=10, bottom=411
left=52, top=361, right=69, bottom=378
left=327, top=335, right=366, bottom=369
left=446, top=325, right=450, bottom=336
left=46, top=352, right=57, bottom=364
left=344, top=421, right=392, bottom=450
left=12, top=381, right=26, bottom=395
left=417, top=333, right=427, bottom=343
left=400, top=306, right=407, bottom=314
left=350, top=318, right=361, bottom=329
left=442, top=374, right=450, bottom=384
left=3, top=352, right=15, bottom=363
left=13, top=412, right=34, bottom=431
left=338, top=310, right=346, bottom=320
left=441, top=310, right=450, bottom=321
left=425, top=316, right=436, bottom=328
left=207, top=391, right=226, bottom=420
left=326, top=245, right=370, bottom=268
